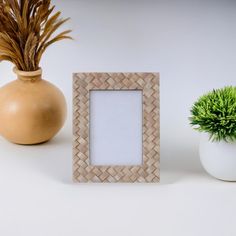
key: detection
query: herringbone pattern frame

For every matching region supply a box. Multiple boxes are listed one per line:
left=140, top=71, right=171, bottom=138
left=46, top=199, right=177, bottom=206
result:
left=73, top=73, right=160, bottom=183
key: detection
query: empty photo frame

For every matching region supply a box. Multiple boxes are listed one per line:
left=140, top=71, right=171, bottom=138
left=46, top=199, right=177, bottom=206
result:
left=73, top=73, right=160, bottom=183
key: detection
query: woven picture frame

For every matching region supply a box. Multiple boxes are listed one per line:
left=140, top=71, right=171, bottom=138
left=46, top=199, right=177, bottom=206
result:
left=73, top=73, right=160, bottom=183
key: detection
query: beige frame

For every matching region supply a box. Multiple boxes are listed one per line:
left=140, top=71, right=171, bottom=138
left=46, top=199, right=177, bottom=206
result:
left=73, top=73, right=160, bottom=183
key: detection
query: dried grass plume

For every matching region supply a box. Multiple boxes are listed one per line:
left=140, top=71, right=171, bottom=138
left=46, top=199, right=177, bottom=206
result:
left=0, top=0, right=72, bottom=71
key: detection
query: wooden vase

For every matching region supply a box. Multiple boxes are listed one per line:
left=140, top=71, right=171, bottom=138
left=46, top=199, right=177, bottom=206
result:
left=0, top=68, right=67, bottom=145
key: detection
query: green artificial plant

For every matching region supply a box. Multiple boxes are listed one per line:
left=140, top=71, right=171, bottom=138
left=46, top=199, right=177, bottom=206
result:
left=190, top=86, right=236, bottom=142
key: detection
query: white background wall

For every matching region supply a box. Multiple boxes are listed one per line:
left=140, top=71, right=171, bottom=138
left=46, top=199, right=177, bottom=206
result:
left=1, top=0, right=236, bottom=166
left=0, top=0, right=236, bottom=235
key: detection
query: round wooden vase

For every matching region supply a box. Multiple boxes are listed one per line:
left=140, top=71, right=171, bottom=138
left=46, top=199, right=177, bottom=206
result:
left=0, top=68, right=67, bottom=145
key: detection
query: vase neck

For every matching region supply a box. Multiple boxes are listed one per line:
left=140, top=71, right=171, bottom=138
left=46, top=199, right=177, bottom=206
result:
left=13, top=67, right=42, bottom=82
left=18, top=75, right=42, bottom=82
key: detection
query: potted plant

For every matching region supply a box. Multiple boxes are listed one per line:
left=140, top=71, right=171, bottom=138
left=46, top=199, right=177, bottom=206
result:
left=190, top=86, right=236, bottom=181
left=0, top=0, right=72, bottom=145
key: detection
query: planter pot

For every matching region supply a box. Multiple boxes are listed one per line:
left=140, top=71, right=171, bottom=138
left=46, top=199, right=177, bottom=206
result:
left=0, top=68, right=67, bottom=145
left=199, top=134, right=236, bottom=181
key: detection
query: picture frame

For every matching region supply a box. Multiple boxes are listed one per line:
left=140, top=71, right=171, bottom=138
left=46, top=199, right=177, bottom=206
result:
left=73, top=73, right=160, bottom=183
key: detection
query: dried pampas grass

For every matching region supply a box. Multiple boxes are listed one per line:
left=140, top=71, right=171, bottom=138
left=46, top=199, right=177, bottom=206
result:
left=0, top=0, right=72, bottom=71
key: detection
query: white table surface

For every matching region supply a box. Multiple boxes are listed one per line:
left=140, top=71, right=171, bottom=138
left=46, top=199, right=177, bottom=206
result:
left=0, top=121, right=235, bottom=236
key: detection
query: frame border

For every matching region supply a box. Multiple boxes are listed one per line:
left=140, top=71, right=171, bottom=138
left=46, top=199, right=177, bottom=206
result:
left=73, top=73, right=160, bottom=183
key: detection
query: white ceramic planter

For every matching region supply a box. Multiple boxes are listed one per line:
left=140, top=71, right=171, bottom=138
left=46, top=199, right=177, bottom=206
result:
left=199, top=134, right=236, bottom=181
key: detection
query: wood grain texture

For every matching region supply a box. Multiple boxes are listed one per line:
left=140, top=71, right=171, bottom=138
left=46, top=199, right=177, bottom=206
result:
left=73, top=73, right=160, bottom=183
